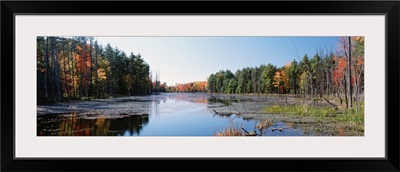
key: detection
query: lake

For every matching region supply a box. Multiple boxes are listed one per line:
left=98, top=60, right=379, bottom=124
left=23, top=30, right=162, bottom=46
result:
left=37, top=93, right=306, bottom=136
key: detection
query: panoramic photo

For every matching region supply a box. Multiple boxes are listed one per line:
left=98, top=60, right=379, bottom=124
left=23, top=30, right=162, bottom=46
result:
left=36, top=36, right=364, bottom=136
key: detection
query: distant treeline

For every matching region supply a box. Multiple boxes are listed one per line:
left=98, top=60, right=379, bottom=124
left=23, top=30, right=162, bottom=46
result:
left=166, top=81, right=207, bottom=92
left=207, top=37, right=364, bottom=109
left=37, top=36, right=161, bottom=103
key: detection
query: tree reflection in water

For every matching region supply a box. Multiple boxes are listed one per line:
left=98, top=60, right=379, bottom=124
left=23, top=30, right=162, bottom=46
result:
left=37, top=114, right=149, bottom=136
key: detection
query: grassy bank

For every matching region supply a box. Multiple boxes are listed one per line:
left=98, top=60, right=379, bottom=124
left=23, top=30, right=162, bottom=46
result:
left=263, top=102, right=364, bottom=132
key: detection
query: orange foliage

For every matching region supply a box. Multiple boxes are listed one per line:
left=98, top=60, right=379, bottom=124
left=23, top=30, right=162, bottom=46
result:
left=273, top=70, right=286, bottom=93
left=170, top=81, right=207, bottom=92
left=74, top=45, right=92, bottom=82
left=351, top=36, right=364, bottom=42
left=333, top=57, right=347, bottom=86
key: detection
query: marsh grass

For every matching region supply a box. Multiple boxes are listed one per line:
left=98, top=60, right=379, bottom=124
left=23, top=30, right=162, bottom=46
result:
left=213, top=119, right=246, bottom=136
left=264, top=101, right=365, bottom=135
left=264, top=104, right=338, bottom=117
left=336, top=103, right=364, bottom=132
left=214, top=119, right=273, bottom=136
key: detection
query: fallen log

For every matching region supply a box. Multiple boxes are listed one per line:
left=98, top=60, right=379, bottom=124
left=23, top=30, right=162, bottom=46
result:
left=323, top=97, right=338, bottom=110
left=241, top=127, right=259, bottom=136
left=212, top=109, right=218, bottom=114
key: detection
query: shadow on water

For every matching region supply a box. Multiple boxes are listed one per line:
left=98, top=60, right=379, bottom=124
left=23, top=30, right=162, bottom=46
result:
left=37, top=114, right=149, bottom=136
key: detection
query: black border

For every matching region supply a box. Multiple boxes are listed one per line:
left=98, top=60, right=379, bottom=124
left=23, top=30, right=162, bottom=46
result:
left=2, top=1, right=399, bottom=171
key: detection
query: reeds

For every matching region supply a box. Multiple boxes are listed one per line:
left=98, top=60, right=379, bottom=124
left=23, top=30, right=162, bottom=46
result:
left=214, top=119, right=273, bottom=136
left=214, top=119, right=246, bottom=136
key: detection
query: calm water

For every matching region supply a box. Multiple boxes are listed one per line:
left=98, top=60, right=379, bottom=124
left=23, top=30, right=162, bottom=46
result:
left=37, top=93, right=304, bottom=136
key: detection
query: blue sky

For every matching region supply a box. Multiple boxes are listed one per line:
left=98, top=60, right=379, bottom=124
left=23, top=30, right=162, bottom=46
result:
left=95, top=36, right=340, bottom=86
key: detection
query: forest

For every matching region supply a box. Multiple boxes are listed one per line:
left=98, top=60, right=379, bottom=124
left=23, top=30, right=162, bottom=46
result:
left=36, top=36, right=163, bottom=103
left=207, top=36, right=364, bottom=110
left=37, top=36, right=364, bottom=110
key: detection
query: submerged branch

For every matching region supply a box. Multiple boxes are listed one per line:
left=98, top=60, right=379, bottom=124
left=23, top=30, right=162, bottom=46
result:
left=241, top=127, right=259, bottom=136
left=229, top=103, right=241, bottom=114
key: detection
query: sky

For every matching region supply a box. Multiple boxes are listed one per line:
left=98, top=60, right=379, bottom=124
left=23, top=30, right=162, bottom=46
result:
left=94, top=36, right=340, bottom=86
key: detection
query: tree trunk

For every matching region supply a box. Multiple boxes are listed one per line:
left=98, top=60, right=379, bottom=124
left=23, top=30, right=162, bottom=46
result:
left=79, top=40, right=83, bottom=98
left=83, top=38, right=88, bottom=98
left=347, top=36, right=353, bottom=108
left=89, top=38, right=93, bottom=97
left=95, top=41, right=99, bottom=98
left=109, top=54, right=112, bottom=96
left=343, top=77, right=348, bottom=109
left=332, top=70, right=334, bottom=97
left=50, top=37, right=55, bottom=101
left=63, top=39, right=69, bottom=100
left=44, top=37, right=49, bottom=101
left=326, top=68, right=329, bottom=97
left=69, top=41, right=76, bottom=99
left=52, top=37, right=61, bottom=101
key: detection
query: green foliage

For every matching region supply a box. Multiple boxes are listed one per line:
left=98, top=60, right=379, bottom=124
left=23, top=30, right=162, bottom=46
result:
left=285, top=60, right=299, bottom=94
left=226, top=78, right=237, bottom=94
left=336, top=102, right=364, bottom=124
left=260, top=64, right=277, bottom=93
left=207, top=74, right=216, bottom=93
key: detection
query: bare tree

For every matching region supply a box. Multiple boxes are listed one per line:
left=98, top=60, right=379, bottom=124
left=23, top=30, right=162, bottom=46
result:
left=347, top=36, right=352, bottom=108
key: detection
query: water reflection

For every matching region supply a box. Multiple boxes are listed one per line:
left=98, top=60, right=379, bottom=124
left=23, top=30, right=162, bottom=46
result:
left=37, top=93, right=327, bottom=136
left=167, top=93, right=208, bottom=104
left=37, top=114, right=149, bottom=136
left=207, top=97, right=239, bottom=106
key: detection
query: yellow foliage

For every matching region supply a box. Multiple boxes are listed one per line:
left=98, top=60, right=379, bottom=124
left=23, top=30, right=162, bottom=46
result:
left=97, top=68, right=107, bottom=81
left=273, top=71, right=282, bottom=88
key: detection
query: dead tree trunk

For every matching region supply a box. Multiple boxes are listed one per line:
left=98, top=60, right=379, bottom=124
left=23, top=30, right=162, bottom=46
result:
left=323, top=97, right=338, bottom=110
left=347, top=36, right=353, bottom=108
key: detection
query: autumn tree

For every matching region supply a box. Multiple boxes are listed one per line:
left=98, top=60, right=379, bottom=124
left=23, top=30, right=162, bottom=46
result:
left=37, top=36, right=153, bottom=103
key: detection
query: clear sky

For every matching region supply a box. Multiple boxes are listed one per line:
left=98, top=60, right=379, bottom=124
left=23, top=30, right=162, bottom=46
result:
left=94, top=36, right=340, bottom=86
